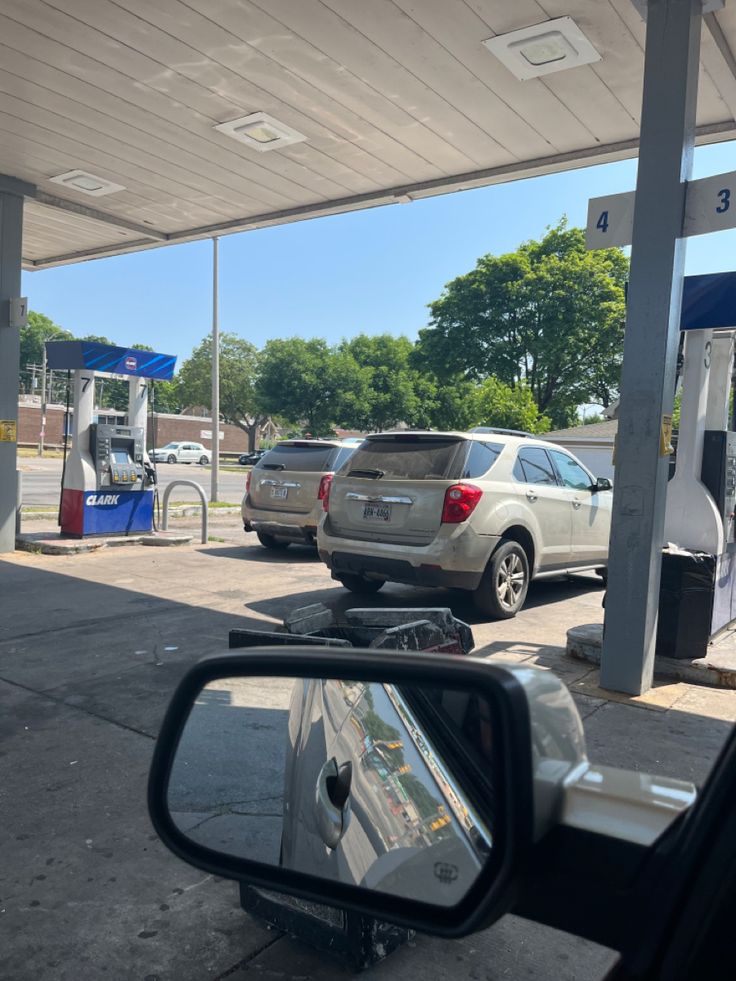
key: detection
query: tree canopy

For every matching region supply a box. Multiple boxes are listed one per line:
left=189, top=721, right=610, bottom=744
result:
left=415, top=222, right=627, bottom=429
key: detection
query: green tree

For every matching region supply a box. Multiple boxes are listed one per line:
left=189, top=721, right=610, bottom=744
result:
left=472, top=377, right=550, bottom=433
left=256, top=337, right=368, bottom=435
left=177, top=333, right=264, bottom=448
left=20, top=311, right=73, bottom=372
left=340, top=333, right=422, bottom=431
left=415, top=221, right=627, bottom=429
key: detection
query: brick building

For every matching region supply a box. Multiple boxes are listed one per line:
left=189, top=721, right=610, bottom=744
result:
left=18, top=398, right=253, bottom=456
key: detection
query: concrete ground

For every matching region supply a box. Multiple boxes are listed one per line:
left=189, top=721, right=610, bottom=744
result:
left=3, top=510, right=735, bottom=980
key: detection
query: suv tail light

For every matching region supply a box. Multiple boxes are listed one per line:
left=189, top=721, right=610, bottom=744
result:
left=246, top=470, right=252, bottom=494
left=441, top=483, right=482, bottom=524
left=318, top=473, right=333, bottom=511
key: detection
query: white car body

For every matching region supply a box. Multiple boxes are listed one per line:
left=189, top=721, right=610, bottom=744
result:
left=152, top=441, right=211, bottom=464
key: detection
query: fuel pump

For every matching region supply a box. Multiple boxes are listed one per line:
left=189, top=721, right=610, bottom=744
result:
left=44, top=341, right=176, bottom=537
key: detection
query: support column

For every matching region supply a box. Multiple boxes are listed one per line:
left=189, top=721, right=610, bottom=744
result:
left=211, top=237, right=219, bottom=503
left=601, top=0, right=702, bottom=694
left=0, top=191, right=23, bottom=554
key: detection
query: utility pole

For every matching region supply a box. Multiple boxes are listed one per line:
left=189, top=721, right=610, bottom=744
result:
left=211, top=237, right=220, bottom=503
left=38, top=344, right=47, bottom=456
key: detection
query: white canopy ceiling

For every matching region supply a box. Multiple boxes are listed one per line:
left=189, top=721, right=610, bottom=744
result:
left=3, top=0, right=736, bottom=269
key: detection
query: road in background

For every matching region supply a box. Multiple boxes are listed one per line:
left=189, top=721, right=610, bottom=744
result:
left=18, top=457, right=247, bottom=506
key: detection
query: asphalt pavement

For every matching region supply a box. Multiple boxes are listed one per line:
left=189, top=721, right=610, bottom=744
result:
left=3, top=511, right=735, bottom=980
left=17, top=457, right=247, bottom=506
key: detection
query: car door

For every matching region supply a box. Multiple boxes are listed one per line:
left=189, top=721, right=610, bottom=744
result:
left=512, top=446, right=572, bottom=570
left=548, top=449, right=611, bottom=566
left=181, top=443, right=197, bottom=463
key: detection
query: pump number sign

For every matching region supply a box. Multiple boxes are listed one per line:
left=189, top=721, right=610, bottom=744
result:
left=587, top=169, right=736, bottom=249
left=0, top=420, right=17, bottom=442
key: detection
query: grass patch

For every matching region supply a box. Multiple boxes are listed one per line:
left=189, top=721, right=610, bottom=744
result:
left=207, top=535, right=226, bottom=543
left=18, top=447, right=64, bottom=459
left=168, top=500, right=238, bottom=509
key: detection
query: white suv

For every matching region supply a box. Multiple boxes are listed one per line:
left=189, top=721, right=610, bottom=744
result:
left=317, top=430, right=612, bottom=618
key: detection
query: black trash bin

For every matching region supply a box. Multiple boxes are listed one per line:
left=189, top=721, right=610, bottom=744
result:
left=656, top=549, right=716, bottom=660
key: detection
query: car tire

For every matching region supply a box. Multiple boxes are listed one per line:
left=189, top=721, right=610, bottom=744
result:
left=337, top=573, right=385, bottom=594
left=256, top=531, right=290, bottom=550
left=473, top=539, right=530, bottom=619
left=167, top=454, right=176, bottom=464
left=199, top=455, right=209, bottom=465
left=596, top=567, right=608, bottom=586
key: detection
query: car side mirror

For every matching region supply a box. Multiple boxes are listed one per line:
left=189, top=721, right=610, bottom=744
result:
left=594, top=477, right=612, bottom=492
left=148, top=648, right=538, bottom=938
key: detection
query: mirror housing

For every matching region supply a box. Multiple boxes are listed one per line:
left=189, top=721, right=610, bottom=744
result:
left=148, top=648, right=535, bottom=938
left=594, top=476, right=613, bottom=492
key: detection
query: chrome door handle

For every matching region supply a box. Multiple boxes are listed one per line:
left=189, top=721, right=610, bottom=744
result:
left=526, top=491, right=538, bottom=503
left=315, top=758, right=352, bottom=850
left=572, top=500, right=582, bottom=509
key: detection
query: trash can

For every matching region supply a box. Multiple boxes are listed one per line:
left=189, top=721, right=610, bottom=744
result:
left=656, top=549, right=716, bottom=660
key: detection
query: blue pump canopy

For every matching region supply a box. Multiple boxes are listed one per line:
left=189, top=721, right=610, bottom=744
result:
left=45, top=340, right=176, bottom=380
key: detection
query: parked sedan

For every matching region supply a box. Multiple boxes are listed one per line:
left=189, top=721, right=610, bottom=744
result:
left=152, top=441, right=211, bottom=465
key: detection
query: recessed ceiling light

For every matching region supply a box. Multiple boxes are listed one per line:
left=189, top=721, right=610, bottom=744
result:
left=483, top=17, right=600, bottom=81
left=214, top=112, right=307, bottom=152
left=49, top=170, right=126, bottom=197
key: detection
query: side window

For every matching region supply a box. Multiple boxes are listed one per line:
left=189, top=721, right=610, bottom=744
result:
left=462, top=441, right=504, bottom=478
left=549, top=450, right=593, bottom=490
left=515, top=447, right=558, bottom=486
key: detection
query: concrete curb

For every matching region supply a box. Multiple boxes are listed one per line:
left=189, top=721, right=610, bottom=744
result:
left=20, top=505, right=240, bottom=521
left=16, top=531, right=193, bottom=555
left=567, top=622, right=736, bottom=690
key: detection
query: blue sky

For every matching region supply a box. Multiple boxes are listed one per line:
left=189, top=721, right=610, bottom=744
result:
left=22, top=140, right=736, bottom=363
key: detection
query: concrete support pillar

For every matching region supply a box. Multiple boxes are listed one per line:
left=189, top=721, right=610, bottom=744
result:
left=601, top=0, right=702, bottom=695
left=0, top=191, right=23, bottom=553
left=128, top=377, right=148, bottom=442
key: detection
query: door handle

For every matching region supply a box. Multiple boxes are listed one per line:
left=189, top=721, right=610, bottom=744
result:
left=315, top=758, right=352, bottom=850
left=526, top=491, right=538, bottom=503
left=572, top=500, right=582, bottom=509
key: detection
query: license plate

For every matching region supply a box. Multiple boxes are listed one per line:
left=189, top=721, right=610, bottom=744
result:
left=271, top=487, right=288, bottom=500
left=363, top=502, right=391, bottom=521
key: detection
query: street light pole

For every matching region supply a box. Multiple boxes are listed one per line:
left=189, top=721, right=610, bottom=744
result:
left=211, top=237, right=220, bottom=504
left=38, top=342, right=47, bottom=456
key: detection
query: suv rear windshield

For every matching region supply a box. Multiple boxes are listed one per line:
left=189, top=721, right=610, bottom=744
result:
left=257, top=443, right=341, bottom=472
left=339, top=437, right=503, bottom=480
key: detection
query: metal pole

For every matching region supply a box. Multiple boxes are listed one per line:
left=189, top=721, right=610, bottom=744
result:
left=38, top=342, right=47, bottom=456
left=601, top=0, right=702, bottom=695
left=0, top=191, right=23, bottom=553
left=211, top=236, right=219, bottom=503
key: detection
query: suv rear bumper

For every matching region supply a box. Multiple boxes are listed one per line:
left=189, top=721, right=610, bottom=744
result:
left=324, top=550, right=484, bottom=590
left=248, top=518, right=318, bottom=544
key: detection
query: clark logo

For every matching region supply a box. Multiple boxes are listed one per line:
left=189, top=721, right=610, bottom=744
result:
left=86, top=494, right=120, bottom=506
left=124, top=356, right=137, bottom=371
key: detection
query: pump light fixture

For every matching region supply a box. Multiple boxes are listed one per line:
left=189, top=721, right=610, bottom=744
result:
left=482, top=17, right=600, bottom=81
left=214, top=112, right=307, bottom=152
left=49, top=170, right=126, bottom=197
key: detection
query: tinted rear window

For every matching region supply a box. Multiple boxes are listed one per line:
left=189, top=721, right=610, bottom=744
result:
left=340, top=437, right=473, bottom=480
left=257, top=444, right=338, bottom=472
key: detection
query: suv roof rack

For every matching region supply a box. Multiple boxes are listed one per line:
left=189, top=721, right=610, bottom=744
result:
left=470, top=426, right=534, bottom=438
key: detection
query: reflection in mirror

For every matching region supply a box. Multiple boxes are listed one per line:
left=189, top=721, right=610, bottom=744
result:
left=167, top=677, right=496, bottom=908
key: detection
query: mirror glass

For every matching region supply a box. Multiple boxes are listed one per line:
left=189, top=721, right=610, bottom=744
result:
left=167, top=676, right=497, bottom=907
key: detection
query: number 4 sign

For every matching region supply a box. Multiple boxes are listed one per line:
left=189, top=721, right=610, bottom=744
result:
left=586, top=170, right=736, bottom=250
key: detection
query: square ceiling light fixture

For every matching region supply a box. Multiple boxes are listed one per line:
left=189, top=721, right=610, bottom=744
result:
left=49, top=169, right=125, bottom=196
left=214, top=112, right=307, bottom=152
left=483, top=17, right=600, bottom=81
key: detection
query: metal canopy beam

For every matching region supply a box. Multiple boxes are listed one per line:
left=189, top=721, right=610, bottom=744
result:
left=0, top=191, right=23, bottom=554
left=601, top=0, right=703, bottom=695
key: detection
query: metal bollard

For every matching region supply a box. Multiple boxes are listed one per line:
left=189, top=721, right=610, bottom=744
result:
left=161, top=480, right=208, bottom=545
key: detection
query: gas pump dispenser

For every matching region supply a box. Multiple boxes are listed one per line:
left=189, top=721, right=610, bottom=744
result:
left=45, top=341, right=176, bottom=537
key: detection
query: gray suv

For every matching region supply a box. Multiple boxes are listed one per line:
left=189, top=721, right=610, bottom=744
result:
left=243, top=439, right=358, bottom=549
left=317, top=431, right=612, bottom=618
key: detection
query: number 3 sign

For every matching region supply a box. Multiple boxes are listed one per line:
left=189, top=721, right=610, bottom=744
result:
left=586, top=170, right=736, bottom=250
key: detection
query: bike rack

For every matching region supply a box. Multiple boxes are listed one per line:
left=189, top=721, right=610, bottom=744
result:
left=160, top=480, right=208, bottom=544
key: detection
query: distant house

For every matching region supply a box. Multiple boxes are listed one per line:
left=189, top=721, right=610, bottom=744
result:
left=542, top=419, right=617, bottom=479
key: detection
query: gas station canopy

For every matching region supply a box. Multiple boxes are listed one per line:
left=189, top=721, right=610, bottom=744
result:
left=5, top=0, right=736, bottom=271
